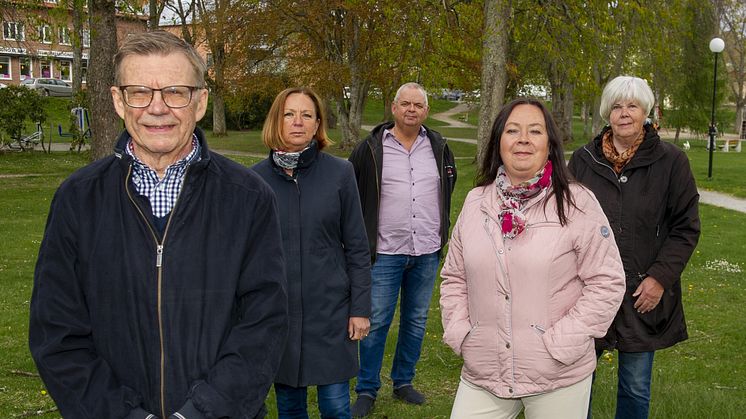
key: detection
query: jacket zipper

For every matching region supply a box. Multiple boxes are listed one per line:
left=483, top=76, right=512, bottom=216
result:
left=581, top=146, right=626, bottom=233
left=581, top=146, right=622, bottom=183
left=124, top=164, right=187, bottom=418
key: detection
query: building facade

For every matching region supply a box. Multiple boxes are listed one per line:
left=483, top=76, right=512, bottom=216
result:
left=1, top=1, right=146, bottom=86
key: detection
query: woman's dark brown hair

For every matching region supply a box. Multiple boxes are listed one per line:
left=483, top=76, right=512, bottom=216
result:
left=476, top=97, right=577, bottom=225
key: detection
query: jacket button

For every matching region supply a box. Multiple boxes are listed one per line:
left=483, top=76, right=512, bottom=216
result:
left=505, top=295, right=509, bottom=301
left=508, top=388, right=513, bottom=394
left=619, top=175, right=628, bottom=183
left=506, top=343, right=511, bottom=349
left=498, top=249, right=504, bottom=254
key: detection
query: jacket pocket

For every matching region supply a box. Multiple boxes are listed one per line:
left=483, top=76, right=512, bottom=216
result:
left=461, top=324, right=498, bottom=377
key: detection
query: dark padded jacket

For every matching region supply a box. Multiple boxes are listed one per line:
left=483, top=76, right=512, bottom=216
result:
left=29, top=129, right=289, bottom=419
left=568, top=124, right=700, bottom=352
left=252, top=144, right=371, bottom=387
left=348, top=122, right=457, bottom=261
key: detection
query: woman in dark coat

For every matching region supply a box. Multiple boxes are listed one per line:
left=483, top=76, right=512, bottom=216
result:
left=252, top=87, right=371, bottom=419
left=568, top=76, right=701, bottom=419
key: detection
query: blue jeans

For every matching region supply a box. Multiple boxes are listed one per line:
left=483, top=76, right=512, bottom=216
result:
left=616, top=351, right=655, bottom=419
left=588, top=350, right=655, bottom=419
left=275, top=381, right=351, bottom=419
left=355, top=252, right=440, bottom=399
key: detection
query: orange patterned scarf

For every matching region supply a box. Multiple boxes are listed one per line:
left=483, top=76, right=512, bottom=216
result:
left=602, top=129, right=645, bottom=173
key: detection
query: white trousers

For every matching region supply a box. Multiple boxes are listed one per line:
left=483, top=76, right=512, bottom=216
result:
left=450, top=375, right=592, bottom=419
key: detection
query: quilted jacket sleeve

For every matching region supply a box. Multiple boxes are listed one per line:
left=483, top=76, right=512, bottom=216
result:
left=439, top=206, right=472, bottom=356
left=542, top=188, right=625, bottom=365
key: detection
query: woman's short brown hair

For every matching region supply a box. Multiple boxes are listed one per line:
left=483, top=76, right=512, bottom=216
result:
left=262, top=87, right=332, bottom=151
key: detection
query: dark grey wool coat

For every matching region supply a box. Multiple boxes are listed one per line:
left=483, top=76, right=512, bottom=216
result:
left=252, top=142, right=371, bottom=387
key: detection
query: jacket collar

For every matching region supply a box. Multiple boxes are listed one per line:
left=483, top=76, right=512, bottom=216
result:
left=588, top=123, right=664, bottom=170
left=268, top=139, right=319, bottom=174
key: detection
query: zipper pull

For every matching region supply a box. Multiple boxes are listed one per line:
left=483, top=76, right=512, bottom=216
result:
left=156, top=244, right=163, bottom=267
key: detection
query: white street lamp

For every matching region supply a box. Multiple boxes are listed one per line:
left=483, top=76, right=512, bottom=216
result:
left=708, top=37, right=725, bottom=178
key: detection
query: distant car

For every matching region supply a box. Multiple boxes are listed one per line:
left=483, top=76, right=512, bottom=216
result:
left=21, top=78, right=73, bottom=97
left=0, top=82, right=7, bottom=88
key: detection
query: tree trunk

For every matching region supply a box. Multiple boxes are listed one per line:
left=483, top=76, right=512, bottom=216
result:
left=211, top=49, right=227, bottom=137
left=476, top=0, right=511, bottom=165
left=149, top=0, right=160, bottom=30
left=71, top=0, right=85, bottom=95
left=549, top=63, right=574, bottom=144
left=212, top=95, right=226, bottom=136
left=337, top=73, right=368, bottom=150
left=88, top=0, right=121, bottom=161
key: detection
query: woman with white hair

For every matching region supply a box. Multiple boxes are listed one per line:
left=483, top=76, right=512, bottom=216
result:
left=568, top=76, right=701, bottom=419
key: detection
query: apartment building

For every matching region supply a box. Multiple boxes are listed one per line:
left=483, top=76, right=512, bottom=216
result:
left=1, top=1, right=147, bottom=86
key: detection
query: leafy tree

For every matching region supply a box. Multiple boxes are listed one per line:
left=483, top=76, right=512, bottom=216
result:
left=718, top=0, right=746, bottom=135
left=0, top=85, right=47, bottom=149
left=665, top=0, right=723, bottom=140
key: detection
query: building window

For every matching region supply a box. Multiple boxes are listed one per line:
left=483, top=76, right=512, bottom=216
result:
left=59, top=60, right=71, bottom=81
left=81, top=60, right=87, bottom=82
left=39, top=25, right=52, bottom=44
left=20, top=57, right=32, bottom=79
left=0, top=56, right=11, bottom=79
left=58, top=27, right=71, bottom=45
left=83, top=29, right=90, bottom=47
left=3, top=22, right=25, bottom=41
left=40, top=60, right=52, bottom=78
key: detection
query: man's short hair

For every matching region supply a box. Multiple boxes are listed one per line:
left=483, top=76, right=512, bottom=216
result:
left=394, top=82, right=429, bottom=107
left=113, top=30, right=206, bottom=88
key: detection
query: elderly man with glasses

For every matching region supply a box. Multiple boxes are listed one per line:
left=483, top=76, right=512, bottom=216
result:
left=29, top=30, right=289, bottom=419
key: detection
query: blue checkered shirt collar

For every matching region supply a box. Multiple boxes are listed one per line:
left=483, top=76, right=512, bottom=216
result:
left=126, top=134, right=201, bottom=217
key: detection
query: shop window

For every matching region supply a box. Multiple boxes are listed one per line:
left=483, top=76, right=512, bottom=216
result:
left=20, top=57, right=32, bottom=79
left=59, top=60, right=71, bottom=81
left=0, top=56, right=10, bottom=79
left=40, top=60, right=52, bottom=78
left=3, top=22, right=25, bottom=41
left=83, top=29, right=90, bottom=47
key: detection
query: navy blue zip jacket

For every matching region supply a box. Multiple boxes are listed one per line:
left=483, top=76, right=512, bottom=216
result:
left=29, top=128, right=289, bottom=418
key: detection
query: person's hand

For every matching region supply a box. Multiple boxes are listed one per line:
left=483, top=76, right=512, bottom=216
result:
left=633, top=276, right=664, bottom=314
left=348, top=317, right=370, bottom=341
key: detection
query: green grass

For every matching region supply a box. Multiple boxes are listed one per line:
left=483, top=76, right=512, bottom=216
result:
left=1, top=107, right=745, bottom=417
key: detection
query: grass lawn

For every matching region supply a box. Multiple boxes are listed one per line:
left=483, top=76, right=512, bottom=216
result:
left=1, top=118, right=745, bottom=417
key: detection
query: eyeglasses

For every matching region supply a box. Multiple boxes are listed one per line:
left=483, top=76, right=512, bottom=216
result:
left=119, top=85, right=202, bottom=109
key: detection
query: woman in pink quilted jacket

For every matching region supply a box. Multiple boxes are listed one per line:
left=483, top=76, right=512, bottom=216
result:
left=440, top=98, right=625, bottom=418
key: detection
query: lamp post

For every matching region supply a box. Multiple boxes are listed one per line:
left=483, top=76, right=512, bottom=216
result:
left=708, top=37, right=725, bottom=179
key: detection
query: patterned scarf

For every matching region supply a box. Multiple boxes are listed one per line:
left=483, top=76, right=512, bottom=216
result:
left=495, top=160, right=553, bottom=239
left=602, top=129, right=645, bottom=173
left=272, top=141, right=314, bottom=170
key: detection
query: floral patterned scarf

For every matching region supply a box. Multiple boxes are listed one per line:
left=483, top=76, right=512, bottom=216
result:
left=495, top=160, right=553, bottom=239
left=602, top=129, right=644, bottom=173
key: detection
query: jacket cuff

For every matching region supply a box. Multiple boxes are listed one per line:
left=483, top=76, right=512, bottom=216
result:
left=169, top=399, right=205, bottom=419
left=125, top=407, right=158, bottom=419
left=645, top=266, right=673, bottom=290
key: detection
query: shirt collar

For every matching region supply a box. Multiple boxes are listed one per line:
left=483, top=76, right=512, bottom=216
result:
left=126, top=134, right=201, bottom=175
